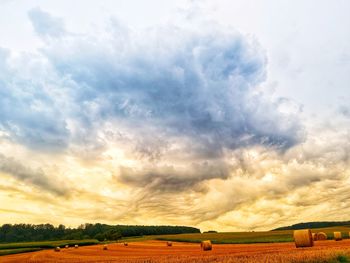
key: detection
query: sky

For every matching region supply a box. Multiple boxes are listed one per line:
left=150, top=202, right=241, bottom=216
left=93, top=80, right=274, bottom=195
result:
left=0, top=0, right=349, bottom=231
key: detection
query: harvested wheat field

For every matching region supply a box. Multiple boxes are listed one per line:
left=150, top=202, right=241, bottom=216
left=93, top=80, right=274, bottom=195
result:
left=2, top=240, right=350, bottom=263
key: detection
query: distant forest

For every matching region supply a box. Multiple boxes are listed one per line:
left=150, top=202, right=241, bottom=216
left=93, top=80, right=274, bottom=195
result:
left=272, top=221, right=350, bottom=231
left=0, top=223, right=200, bottom=243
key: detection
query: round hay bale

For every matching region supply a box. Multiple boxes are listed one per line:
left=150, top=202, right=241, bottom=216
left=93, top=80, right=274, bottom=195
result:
left=103, top=244, right=108, bottom=250
left=312, top=233, right=317, bottom=241
left=201, top=240, right=212, bottom=251
left=316, top=232, right=327, bottom=240
left=334, top=232, right=342, bottom=241
left=74, top=244, right=79, bottom=249
left=124, top=242, right=128, bottom=246
left=54, top=247, right=60, bottom=252
left=167, top=241, right=172, bottom=247
left=65, top=245, right=69, bottom=249
left=293, top=229, right=314, bottom=248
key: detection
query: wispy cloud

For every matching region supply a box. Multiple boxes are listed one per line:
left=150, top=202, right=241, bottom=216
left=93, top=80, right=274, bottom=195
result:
left=0, top=154, right=69, bottom=195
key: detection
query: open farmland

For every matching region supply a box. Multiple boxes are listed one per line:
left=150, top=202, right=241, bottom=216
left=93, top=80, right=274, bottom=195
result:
left=0, top=240, right=99, bottom=256
left=2, top=227, right=350, bottom=262
left=154, top=230, right=294, bottom=244
left=2, top=240, right=350, bottom=263
left=125, top=226, right=350, bottom=244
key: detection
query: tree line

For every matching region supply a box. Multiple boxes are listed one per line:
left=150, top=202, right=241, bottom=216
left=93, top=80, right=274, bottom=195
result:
left=0, top=223, right=200, bottom=243
left=272, top=221, right=350, bottom=231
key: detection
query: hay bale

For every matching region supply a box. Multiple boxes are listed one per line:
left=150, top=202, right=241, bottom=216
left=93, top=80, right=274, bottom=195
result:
left=201, top=240, right=212, bottom=251
left=74, top=244, right=79, bottom=249
left=312, top=233, right=317, bottom=241
left=65, top=245, right=69, bottom=249
left=334, top=232, right=342, bottom=241
left=124, top=242, right=128, bottom=246
left=103, top=244, right=108, bottom=250
left=293, top=229, right=314, bottom=248
left=167, top=241, right=172, bottom=247
left=316, top=232, right=327, bottom=240
left=54, top=247, right=60, bottom=252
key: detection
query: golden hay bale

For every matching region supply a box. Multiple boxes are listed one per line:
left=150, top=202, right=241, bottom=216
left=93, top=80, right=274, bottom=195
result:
left=54, top=247, right=60, bottom=252
left=293, top=229, right=314, bottom=248
left=167, top=241, right=172, bottom=247
left=316, top=232, right=327, bottom=240
left=201, top=240, right=212, bottom=251
left=124, top=242, right=128, bottom=246
left=103, top=244, right=108, bottom=250
left=334, top=232, right=342, bottom=241
left=312, top=233, right=317, bottom=241
left=74, top=244, right=79, bottom=249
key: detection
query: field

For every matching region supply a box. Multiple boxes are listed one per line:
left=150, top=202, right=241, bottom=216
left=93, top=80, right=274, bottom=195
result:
left=154, top=230, right=294, bottom=244
left=2, top=227, right=350, bottom=262
left=0, top=248, right=42, bottom=256
left=0, top=240, right=99, bottom=256
left=127, top=226, right=350, bottom=244
left=1, top=240, right=350, bottom=263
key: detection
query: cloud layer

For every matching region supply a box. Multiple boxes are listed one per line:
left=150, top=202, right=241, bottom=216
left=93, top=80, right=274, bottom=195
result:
left=0, top=8, right=348, bottom=231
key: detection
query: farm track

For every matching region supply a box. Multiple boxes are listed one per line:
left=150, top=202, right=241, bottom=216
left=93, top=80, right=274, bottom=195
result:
left=1, top=240, right=350, bottom=263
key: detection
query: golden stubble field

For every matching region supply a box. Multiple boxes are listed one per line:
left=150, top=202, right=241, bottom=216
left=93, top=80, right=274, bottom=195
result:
left=2, top=240, right=350, bottom=263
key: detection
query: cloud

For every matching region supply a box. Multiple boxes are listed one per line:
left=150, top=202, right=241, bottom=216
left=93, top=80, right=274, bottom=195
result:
left=339, top=105, right=350, bottom=118
left=0, top=9, right=316, bottom=230
left=118, top=124, right=350, bottom=230
left=0, top=48, right=70, bottom=151
left=0, top=11, right=304, bottom=175
left=0, top=154, right=68, bottom=195
left=28, top=7, right=66, bottom=38
left=37, top=17, right=303, bottom=158
left=119, top=161, right=231, bottom=193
